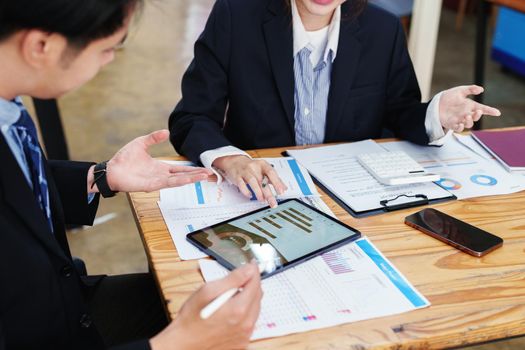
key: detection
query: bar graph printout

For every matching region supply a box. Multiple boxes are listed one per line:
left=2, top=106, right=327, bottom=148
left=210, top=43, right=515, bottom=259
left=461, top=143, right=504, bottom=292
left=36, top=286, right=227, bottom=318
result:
left=160, top=158, right=319, bottom=208
left=199, top=237, right=429, bottom=340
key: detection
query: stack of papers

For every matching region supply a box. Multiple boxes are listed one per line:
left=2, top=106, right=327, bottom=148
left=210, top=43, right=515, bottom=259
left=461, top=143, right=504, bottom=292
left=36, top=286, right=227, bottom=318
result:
left=158, top=158, right=329, bottom=260
left=287, top=140, right=453, bottom=214
left=385, top=135, right=525, bottom=200
left=160, top=158, right=318, bottom=208
left=286, top=137, right=525, bottom=212
left=200, top=237, right=430, bottom=340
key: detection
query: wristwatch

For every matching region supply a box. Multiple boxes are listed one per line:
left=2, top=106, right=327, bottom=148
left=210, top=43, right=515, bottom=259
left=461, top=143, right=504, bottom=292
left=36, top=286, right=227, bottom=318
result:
left=92, top=161, right=118, bottom=198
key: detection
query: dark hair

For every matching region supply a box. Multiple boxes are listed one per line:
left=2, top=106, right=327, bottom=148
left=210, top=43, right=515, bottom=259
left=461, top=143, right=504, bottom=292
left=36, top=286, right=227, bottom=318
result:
left=0, top=0, right=143, bottom=48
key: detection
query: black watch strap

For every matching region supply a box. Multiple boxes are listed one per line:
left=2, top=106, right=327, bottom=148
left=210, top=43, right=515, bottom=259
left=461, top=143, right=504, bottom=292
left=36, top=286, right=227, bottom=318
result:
left=93, top=161, right=118, bottom=198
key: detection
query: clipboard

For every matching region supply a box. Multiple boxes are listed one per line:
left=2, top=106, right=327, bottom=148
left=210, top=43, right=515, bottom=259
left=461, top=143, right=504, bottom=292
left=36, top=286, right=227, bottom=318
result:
left=282, top=151, right=457, bottom=218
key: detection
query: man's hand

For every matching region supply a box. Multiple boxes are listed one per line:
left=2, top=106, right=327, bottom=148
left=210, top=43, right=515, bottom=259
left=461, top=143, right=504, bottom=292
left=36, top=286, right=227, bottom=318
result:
left=150, top=262, right=263, bottom=350
left=213, top=155, right=287, bottom=208
left=439, top=85, right=501, bottom=133
left=88, top=130, right=212, bottom=193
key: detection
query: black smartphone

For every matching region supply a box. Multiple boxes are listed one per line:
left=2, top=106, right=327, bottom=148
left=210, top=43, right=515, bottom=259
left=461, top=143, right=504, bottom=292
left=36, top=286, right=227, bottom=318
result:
left=405, top=208, right=503, bottom=257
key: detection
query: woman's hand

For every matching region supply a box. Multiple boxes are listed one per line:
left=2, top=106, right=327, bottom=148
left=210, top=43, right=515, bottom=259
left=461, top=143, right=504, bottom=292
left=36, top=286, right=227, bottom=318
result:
left=439, top=85, right=501, bottom=133
left=212, top=155, right=287, bottom=208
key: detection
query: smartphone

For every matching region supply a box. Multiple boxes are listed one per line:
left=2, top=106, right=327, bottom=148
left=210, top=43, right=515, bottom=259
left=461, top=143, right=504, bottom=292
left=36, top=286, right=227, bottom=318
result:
left=405, top=208, right=503, bottom=257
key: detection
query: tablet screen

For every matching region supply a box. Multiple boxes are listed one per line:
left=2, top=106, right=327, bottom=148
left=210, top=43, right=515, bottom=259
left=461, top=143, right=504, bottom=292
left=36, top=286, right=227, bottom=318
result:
left=187, top=199, right=361, bottom=277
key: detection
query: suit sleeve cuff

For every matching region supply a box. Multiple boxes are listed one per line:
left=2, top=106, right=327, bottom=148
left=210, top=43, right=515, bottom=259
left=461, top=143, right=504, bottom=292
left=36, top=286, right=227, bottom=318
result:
left=200, top=146, right=251, bottom=184
left=48, top=160, right=100, bottom=225
left=425, top=91, right=453, bottom=146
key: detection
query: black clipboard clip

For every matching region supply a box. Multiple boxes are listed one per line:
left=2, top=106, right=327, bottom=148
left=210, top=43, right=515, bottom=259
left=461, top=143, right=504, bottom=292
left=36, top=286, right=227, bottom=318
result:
left=379, top=194, right=429, bottom=212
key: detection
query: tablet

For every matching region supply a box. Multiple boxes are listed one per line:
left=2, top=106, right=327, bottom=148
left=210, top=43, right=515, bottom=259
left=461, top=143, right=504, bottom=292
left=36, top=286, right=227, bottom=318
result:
left=187, top=198, right=361, bottom=278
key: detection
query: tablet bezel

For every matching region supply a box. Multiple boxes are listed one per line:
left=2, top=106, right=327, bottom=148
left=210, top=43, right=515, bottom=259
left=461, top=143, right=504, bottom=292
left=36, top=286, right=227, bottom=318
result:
left=186, top=198, right=362, bottom=279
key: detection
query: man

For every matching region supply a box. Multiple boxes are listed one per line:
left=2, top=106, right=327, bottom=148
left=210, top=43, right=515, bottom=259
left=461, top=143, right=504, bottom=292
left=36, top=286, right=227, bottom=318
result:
left=0, top=1, right=262, bottom=349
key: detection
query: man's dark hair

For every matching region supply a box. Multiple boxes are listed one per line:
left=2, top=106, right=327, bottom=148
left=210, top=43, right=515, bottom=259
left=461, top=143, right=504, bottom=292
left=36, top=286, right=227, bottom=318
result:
left=0, top=0, right=143, bottom=48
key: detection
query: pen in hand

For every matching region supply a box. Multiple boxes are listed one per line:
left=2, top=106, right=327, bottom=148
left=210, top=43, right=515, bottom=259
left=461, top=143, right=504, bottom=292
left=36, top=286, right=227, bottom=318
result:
left=200, top=263, right=265, bottom=320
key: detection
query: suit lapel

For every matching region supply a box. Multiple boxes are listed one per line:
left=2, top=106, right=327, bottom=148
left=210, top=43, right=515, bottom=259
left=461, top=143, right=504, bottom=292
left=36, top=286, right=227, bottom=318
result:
left=325, top=5, right=363, bottom=142
left=263, top=0, right=295, bottom=135
left=0, top=133, right=68, bottom=260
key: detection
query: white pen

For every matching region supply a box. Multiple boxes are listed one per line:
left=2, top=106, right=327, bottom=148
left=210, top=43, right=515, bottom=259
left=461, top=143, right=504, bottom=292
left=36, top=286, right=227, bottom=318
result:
left=200, top=287, right=239, bottom=319
left=200, top=263, right=265, bottom=320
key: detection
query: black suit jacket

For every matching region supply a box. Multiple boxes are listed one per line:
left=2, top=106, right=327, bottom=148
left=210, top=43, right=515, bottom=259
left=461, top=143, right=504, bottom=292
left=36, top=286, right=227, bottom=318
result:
left=169, top=0, right=430, bottom=164
left=0, top=134, right=149, bottom=350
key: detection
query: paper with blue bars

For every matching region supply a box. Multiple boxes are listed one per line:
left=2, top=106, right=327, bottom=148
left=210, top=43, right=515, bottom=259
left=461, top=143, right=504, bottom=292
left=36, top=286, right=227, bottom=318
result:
left=200, top=237, right=430, bottom=340
left=160, top=158, right=319, bottom=208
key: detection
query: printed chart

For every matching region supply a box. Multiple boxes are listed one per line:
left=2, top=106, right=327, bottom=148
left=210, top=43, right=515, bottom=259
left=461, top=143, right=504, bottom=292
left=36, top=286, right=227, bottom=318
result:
left=382, top=140, right=523, bottom=199
left=160, top=158, right=318, bottom=208
left=199, top=238, right=429, bottom=340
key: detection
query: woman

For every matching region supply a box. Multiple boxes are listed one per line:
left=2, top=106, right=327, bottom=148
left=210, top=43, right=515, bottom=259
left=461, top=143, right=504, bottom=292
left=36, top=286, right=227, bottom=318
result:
left=169, top=0, right=500, bottom=207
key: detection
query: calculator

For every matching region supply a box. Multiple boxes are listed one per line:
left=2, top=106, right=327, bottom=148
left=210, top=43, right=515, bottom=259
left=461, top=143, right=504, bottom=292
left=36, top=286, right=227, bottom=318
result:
left=357, top=151, right=440, bottom=186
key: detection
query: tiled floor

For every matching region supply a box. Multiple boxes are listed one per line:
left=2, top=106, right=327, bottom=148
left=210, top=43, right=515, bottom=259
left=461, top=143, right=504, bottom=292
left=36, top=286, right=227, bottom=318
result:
left=34, top=1, right=524, bottom=348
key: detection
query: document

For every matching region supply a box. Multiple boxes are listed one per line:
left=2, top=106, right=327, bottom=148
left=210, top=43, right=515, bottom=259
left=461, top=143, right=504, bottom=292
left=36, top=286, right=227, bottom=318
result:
left=381, top=137, right=525, bottom=199
left=199, top=237, right=430, bottom=340
left=454, top=133, right=493, bottom=160
left=159, top=197, right=335, bottom=260
left=160, top=158, right=319, bottom=208
left=455, top=134, right=525, bottom=192
left=287, top=140, right=452, bottom=213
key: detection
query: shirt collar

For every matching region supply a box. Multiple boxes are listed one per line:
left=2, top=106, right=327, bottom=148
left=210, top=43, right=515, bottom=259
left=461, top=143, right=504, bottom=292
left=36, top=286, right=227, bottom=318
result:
left=291, top=0, right=340, bottom=63
left=0, top=96, right=23, bottom=127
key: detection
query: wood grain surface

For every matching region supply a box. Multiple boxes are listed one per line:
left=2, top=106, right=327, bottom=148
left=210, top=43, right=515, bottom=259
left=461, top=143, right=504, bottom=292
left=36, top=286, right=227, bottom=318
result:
left=128, top=143, right=525, bottom=349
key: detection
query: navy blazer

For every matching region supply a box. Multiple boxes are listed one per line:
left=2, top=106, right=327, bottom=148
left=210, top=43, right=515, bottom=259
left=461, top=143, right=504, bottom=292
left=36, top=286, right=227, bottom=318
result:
left=170, top=0, right=430, bottom=164
left=0, top=134, right=149, bottom=350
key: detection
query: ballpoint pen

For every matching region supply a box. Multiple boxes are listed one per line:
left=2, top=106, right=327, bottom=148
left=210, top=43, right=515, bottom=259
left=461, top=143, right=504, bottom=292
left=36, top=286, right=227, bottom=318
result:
left=200, top=263, right=265, bottom=320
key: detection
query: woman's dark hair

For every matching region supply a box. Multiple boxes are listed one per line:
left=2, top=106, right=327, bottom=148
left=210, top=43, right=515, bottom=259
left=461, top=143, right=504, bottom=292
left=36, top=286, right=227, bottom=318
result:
left=0, top=0, right=143, bottom=48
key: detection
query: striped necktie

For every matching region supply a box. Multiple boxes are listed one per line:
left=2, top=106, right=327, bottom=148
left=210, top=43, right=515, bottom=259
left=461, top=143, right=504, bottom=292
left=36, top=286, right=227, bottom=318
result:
left=12, top=103, right=54, bottom=233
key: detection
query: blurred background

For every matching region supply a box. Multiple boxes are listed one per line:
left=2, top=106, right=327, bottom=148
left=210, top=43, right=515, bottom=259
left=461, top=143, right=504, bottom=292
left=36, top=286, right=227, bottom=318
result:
left=24, top=1, right=525, bottom=348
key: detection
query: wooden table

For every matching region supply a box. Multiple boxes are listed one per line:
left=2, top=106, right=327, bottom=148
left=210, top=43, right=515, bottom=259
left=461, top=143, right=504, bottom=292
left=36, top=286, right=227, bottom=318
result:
left=128, top=145, right=525, bottom=349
